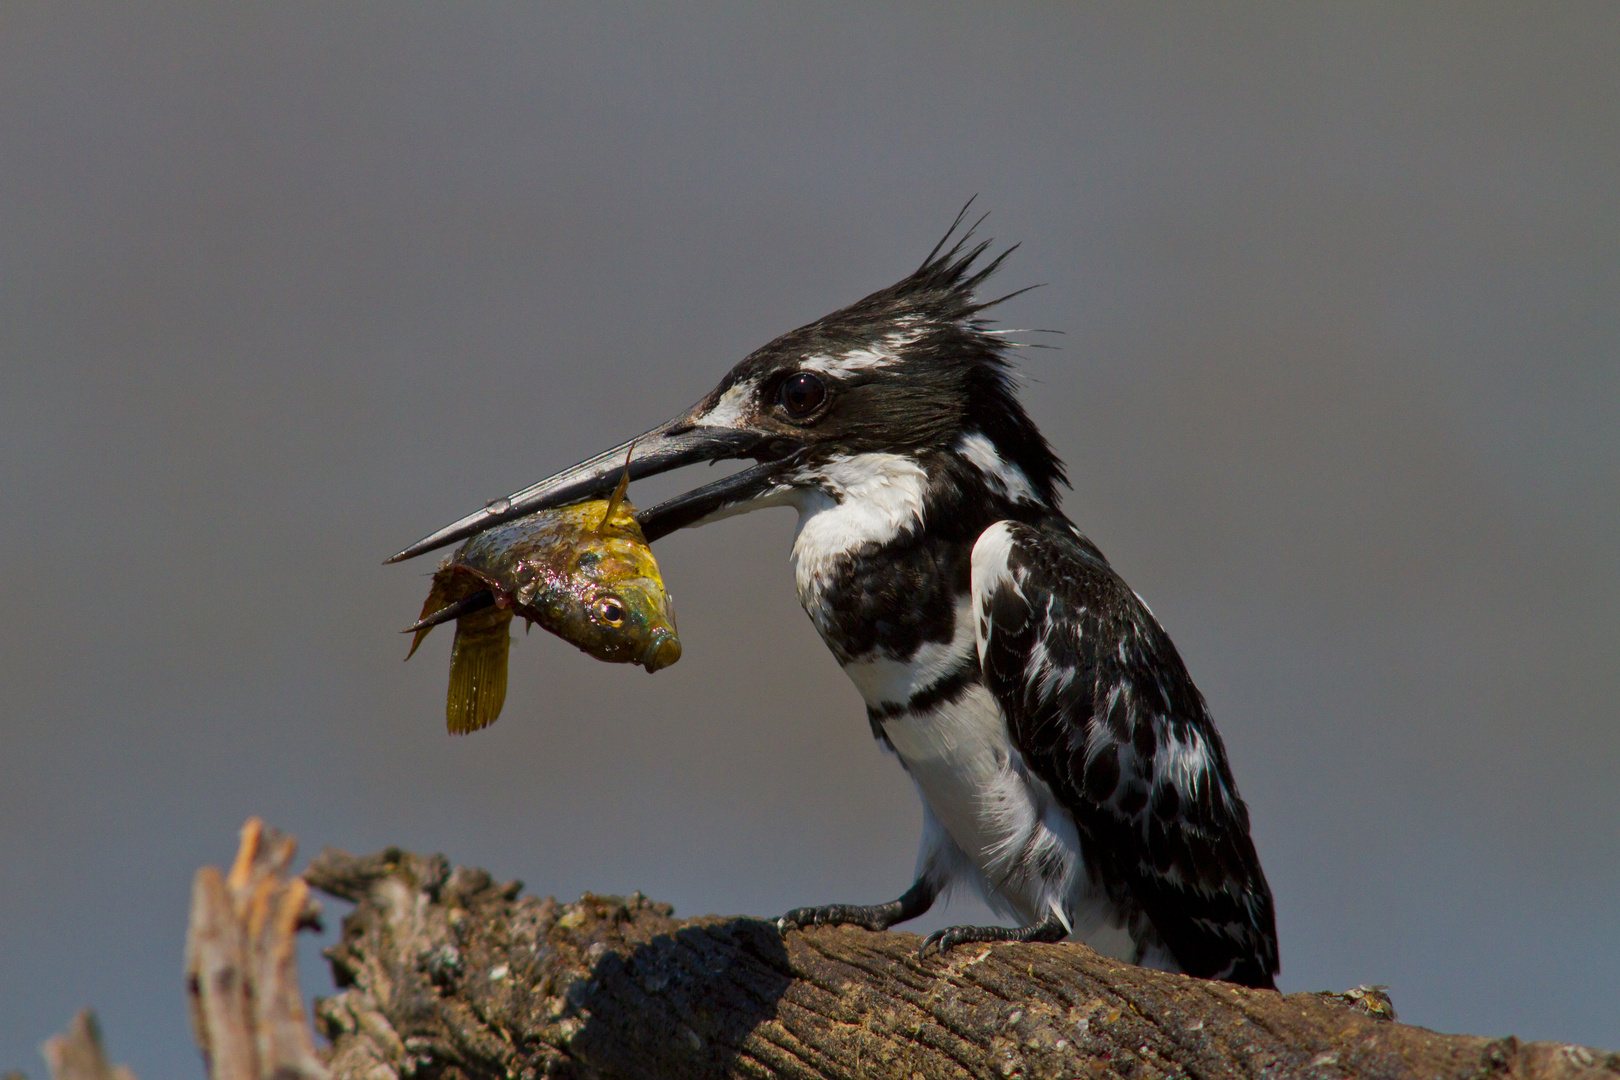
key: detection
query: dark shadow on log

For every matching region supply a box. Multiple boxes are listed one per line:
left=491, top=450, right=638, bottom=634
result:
left=573, top=920, right=795, bottom=1077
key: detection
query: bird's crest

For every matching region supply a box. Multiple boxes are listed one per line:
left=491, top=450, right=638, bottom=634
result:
left=899, top=197, right=1042, bottom=318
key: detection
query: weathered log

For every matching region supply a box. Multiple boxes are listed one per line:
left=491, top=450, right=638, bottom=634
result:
left=184, top=817, right=330, bottom=1080
left=305, top=843, right=1619, bottom=1080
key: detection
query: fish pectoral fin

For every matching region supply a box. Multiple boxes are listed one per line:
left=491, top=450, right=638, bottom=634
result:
left=404, top=589, right=495, bottom=639
left=446, top=610, right=513, bottom=734
left=406, top=567, right=458, bottom=659
left=406, top=568, right=496, bottom=661
left=405, top=625, right=432, bottom=661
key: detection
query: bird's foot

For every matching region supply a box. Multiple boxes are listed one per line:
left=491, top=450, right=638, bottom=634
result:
left=779, top=901, right=905, bottom=933
left=919, top=911, right=1068, bottom=959
left=779, top=879, right=938, bottom=934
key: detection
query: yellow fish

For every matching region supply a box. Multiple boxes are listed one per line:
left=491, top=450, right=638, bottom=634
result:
left=405, top=473, right=679, bottom=734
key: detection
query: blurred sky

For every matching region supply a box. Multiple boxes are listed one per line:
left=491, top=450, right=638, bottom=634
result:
left=3, top=4, right=1617, bottom=1075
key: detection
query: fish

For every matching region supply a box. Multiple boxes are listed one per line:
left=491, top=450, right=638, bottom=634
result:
left=404, top=471, right=680, bottom=734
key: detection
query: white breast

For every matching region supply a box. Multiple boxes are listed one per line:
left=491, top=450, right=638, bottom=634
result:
left=882, top=684, right=1101, bottom=931
left=881, top=685, right=1019, bottom=866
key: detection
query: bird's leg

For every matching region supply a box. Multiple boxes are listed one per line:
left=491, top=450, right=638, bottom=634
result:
left=919, top=910, right=1069, bottom=959
left=779, top=877, right=937, bottom=933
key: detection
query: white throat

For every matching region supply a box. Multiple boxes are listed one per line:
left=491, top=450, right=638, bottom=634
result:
left=784, top=453, right=930, bottom=600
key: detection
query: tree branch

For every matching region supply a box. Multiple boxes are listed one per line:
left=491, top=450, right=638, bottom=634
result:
left=184, top=818, right=330, bottom=1080
left=304, top=842, right=1619, bottom=1080
left=37, top=1013, right=135, bottom=1080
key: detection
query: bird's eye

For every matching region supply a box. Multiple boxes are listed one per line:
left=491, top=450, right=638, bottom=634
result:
left=778, top=372, right=827, bottom=417
left=595, top=597, right=626, bottom=626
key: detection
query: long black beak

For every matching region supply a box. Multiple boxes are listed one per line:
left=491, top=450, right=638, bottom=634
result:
left=635, top=456, right=800, bottom=542
left=387, top=416, right=796, bottom=563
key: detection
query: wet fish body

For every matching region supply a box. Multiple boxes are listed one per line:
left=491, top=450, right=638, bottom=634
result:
left=406, top=488, right=679, bottom=734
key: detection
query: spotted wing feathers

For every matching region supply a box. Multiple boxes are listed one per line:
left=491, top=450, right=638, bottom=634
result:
left=972, top=520, right=1279, bottom=987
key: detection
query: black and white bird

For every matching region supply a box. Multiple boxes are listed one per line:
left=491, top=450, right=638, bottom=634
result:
left=391, top=210, right=1281, bottom=989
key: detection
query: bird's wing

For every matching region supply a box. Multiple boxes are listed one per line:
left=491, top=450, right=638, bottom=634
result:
left=970, top=519, right=1279, bottom=987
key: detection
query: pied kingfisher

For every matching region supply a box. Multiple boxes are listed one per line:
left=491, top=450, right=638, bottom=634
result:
left=391, top=209, right=1281, bottom=988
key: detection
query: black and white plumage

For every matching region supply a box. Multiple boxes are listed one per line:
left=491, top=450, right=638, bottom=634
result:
left=392, top=209, right=1281, bottom=988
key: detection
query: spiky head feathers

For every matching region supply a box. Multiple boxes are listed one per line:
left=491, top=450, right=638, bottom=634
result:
left=691, top=211, right=1068, bottom=506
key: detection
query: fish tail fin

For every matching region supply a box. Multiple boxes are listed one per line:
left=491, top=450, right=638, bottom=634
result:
left=446, top=610, right=513, bottom=734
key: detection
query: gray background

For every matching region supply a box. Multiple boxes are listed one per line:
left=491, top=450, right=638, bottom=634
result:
left=3, top=4, right=1617, bottom=1075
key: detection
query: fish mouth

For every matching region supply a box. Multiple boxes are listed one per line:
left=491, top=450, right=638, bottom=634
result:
left=640, top=628, right=682, bottom=673
left=388, top=412, right=802, bottom=562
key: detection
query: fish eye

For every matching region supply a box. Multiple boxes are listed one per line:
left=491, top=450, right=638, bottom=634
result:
left=595, top=596, right=626, bottom=626
left=778, top=371, right=827, bottom=418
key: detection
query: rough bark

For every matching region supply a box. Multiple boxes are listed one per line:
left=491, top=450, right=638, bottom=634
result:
left=305, top=843, right=1619, bottom=1080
